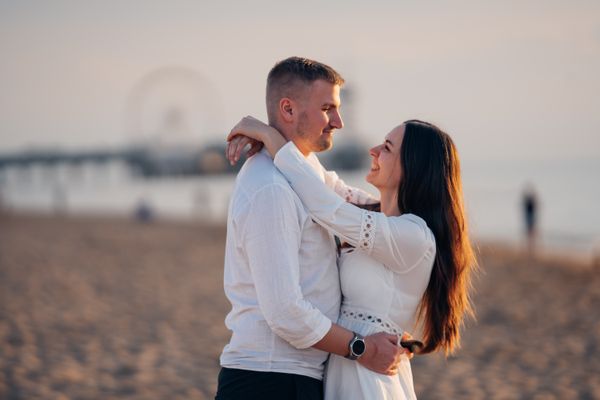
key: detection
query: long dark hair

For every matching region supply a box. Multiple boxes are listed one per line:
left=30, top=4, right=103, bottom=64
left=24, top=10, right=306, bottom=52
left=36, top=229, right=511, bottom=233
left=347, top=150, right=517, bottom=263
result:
left=400, top=120, right=476, bottom=355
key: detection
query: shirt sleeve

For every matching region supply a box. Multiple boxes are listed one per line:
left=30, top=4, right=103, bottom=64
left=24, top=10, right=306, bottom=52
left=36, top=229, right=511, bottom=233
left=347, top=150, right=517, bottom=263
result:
left=307, top=153, right=379, bottom=205
left=241, top=182, right=332, bottom=349
left=274, top=142, right=436, bottom=274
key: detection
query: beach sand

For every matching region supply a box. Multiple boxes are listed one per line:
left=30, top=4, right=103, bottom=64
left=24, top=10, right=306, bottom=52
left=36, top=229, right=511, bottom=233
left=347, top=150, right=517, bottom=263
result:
left=1, top=213, right=599, bottom=399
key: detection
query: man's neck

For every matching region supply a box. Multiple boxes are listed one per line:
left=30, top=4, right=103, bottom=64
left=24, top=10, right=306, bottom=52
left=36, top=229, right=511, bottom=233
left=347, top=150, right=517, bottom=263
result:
left=270, top=122, right=310, bottom=157
left=292, top=141, right=311, bottom=157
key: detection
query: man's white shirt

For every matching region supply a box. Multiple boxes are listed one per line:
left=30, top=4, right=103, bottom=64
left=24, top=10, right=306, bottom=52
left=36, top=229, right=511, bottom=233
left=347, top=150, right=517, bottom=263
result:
left=220, top=148, right=340, bottom=380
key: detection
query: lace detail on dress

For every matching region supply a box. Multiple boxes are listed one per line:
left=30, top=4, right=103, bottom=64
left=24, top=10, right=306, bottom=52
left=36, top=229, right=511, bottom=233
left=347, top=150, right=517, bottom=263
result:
left=359, top=210, right=375, bottom=252
left=340, top=309, right=402, bottom=335
left=344, top=187, right=354, bottom=202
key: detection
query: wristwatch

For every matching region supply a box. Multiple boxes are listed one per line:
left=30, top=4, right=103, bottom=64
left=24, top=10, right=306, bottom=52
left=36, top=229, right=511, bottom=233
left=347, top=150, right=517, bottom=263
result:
left=345, top=331, right=366, bottom=360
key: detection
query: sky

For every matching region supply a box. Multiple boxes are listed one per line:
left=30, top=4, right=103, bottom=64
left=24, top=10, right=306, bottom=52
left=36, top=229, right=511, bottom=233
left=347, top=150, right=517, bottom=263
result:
left=1, top=0, right=599, bottom=161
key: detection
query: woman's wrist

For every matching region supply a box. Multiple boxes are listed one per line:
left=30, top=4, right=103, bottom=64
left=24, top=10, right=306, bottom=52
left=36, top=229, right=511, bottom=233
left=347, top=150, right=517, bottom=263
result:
left=263, top=127, right=287, bottom=158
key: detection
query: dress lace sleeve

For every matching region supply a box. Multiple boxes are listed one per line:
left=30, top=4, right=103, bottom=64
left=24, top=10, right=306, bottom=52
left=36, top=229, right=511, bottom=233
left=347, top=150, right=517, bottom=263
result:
left=275, top=142, right=436, bottom=273
left=325, top=170, right=379, bottom=205
left=307, top=153, right=379, bottom=206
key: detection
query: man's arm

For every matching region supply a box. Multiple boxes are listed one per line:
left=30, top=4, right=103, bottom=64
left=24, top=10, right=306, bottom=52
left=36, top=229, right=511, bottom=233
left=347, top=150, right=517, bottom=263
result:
left=243, top=183, right=331, bottom=348
left=313, top=323, right=406, bottom=375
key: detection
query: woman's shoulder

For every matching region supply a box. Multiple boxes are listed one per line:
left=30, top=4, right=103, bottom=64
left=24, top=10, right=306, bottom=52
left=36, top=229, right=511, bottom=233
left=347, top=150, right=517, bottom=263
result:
left=388, top=213, right=436, bottom=247
left=396, top=213, right=427, bottom=226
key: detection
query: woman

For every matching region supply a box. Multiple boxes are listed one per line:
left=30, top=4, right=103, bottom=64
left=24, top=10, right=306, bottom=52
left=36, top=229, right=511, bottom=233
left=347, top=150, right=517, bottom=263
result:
left=227, top=117, right=477, bottom=399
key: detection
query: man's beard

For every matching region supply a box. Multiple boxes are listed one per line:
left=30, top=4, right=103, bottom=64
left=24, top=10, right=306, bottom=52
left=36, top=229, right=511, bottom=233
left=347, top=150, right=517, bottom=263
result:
left=297, top=112, right=333, bottom=153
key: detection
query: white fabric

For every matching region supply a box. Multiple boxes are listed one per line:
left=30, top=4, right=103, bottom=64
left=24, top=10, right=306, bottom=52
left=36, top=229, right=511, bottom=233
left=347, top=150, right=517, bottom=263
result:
left=274, top=142, right=437, bottom=399
left=220, top=148, right=375, bottom=381
left=322, top=166, right=379, bottom=206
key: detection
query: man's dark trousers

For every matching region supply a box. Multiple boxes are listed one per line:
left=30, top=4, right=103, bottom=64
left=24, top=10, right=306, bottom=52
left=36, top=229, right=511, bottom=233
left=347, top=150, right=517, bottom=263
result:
left=215, top=367, right=323, bottom=400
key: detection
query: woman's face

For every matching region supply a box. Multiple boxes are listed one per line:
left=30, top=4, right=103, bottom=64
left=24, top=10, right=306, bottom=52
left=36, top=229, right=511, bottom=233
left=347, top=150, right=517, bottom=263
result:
left=366, top=125, right=404, bottom=192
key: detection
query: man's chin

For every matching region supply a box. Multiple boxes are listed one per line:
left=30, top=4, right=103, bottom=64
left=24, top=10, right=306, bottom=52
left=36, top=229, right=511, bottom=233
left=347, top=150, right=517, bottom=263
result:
left=306, top=137, right=333, bottom=153
left=318, top=139, right=333, bottom=152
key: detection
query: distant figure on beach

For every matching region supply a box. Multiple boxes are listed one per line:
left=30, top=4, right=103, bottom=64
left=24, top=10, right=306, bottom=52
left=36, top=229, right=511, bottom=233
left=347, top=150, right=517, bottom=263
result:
left=522, top=184, right=538, bottom=255
left=134, top=199, right=154, bottom=223
left=220, top=57, right=477, bottom=400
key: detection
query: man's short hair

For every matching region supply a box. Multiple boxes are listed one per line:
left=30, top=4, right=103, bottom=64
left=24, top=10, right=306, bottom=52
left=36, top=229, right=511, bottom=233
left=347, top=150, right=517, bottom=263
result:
left=266, top=57, right=344, bottom=123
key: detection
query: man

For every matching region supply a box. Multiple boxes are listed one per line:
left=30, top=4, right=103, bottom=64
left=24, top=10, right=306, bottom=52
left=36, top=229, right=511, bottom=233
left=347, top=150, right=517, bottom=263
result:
left=216, top=57, right=403, bottom=400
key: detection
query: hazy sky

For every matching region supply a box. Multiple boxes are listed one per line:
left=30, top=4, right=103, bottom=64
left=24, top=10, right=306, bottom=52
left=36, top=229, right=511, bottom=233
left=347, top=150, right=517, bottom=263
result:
left=1, top=0, right=599, bottom=161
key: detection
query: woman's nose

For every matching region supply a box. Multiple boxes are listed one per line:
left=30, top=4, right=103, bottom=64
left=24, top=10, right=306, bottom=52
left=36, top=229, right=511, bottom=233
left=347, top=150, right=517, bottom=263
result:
left=369, top=145, right=380, bottom=158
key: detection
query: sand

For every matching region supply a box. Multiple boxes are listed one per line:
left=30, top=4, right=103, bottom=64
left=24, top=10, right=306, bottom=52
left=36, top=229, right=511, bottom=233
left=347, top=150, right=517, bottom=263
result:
left=1, top=213, right=599, bottom=399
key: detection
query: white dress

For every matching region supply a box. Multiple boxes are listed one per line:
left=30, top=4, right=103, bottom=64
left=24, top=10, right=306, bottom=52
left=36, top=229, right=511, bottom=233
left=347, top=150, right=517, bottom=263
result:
left=273, top=142, right=437, bottom=400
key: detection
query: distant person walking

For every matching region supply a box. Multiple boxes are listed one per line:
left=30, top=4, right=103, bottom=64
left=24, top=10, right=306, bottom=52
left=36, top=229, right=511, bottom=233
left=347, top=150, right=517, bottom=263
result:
left=522, top=184, right=538, bottom=256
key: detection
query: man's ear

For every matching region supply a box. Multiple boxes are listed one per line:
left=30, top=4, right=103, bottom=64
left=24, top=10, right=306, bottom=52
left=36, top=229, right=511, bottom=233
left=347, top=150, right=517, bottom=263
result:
left=279, top=98, right=295, bottom=123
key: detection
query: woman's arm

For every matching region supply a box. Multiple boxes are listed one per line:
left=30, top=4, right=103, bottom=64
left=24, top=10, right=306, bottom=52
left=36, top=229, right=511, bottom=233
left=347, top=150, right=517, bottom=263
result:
left=227, top=116, right=287, bottom=162
left=274, top=141, right=436, bottom=274
left=321, top=167, right=380, bottom=206
left=227, top=116, right=379, bottom=205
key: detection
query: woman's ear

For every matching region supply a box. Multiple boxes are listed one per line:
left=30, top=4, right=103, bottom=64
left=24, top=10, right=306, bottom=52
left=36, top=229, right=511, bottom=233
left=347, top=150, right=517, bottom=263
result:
left=279, top=98, right=295, bottom=123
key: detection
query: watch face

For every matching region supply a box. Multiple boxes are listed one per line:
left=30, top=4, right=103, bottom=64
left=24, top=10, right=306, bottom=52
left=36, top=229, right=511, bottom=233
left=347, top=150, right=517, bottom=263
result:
left=352, top=339, right=366, bottom=355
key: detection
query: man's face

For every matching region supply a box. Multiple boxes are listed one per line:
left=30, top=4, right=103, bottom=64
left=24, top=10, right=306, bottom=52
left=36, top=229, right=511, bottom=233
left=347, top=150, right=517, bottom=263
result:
left=293, top=80, right=343, bottom=155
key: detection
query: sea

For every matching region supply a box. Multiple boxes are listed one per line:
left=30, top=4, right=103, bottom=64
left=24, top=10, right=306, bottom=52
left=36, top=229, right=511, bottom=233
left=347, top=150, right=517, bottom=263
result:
left=1, top=157, right=599, bottom=263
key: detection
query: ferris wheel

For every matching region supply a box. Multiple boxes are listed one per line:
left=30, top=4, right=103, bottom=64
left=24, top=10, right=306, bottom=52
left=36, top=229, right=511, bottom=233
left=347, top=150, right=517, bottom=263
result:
left=124, top=66, right=224, bottom=150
